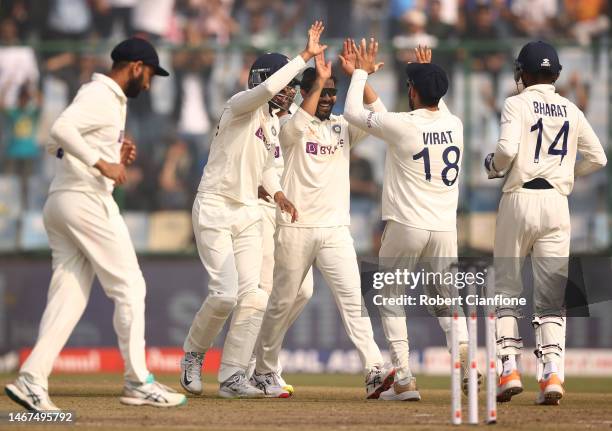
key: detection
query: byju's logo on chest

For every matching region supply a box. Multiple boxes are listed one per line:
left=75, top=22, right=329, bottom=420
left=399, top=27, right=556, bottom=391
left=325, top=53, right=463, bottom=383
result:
left=306, top=142, right=318, bottom=155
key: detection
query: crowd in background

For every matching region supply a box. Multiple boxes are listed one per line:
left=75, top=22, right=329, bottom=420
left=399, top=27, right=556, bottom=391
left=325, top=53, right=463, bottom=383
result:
left=0, top=0, right=609, bottom=254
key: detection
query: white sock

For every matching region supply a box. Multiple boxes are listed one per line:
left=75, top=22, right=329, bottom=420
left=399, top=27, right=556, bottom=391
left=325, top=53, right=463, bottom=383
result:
left=501, top=355, right=517, bottom=376
left=543, top=361, right=558, bottom=377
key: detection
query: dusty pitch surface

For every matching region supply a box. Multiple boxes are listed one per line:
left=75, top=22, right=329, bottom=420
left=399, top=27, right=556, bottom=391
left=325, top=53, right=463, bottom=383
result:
left=1, top=373, right=611, bottom=430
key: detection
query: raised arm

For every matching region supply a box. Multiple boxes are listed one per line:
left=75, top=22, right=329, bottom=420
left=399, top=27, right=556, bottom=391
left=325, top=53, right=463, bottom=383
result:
left=228, top=21, right=327, bottom=116
left=344, top=38, right=397, bottom=141
left=575, top=110, right=607, bottom=177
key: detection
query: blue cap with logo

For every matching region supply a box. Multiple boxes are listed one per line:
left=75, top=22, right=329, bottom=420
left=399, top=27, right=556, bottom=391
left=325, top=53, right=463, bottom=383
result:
left=516, top=41, right=562, bottom=75
left=111, top=37, right=169, bottom=77
left=405, top=63, right=449, bottom=103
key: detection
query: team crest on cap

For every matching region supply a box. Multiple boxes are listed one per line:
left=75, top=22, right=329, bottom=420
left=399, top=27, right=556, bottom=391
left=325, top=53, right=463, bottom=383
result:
left=332, top=124, right=341, bottom=134
left=541, top=58, right=551, bottom=67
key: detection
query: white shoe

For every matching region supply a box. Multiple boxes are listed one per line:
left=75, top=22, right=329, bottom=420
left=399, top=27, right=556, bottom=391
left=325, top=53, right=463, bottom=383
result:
left=535, top=372, right=563, bottom=406
left=219, top=371, right=265, bottom=399
left=250, top=371, right=291, bottom=398
left=180, top=352, right=204, bottom=395
left=365, top=365, right=396, bottom=399
left=5, top=375, right=60, bottom=411
left=380, top=377, right=421, bottom=401
left=120, top=374, right=187, bottom=407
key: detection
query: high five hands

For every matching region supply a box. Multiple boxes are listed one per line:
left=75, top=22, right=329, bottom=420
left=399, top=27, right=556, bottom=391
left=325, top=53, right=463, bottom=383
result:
left=353, top=38, right=385, bottom=75
left=300, top=21, right=328, bottom=62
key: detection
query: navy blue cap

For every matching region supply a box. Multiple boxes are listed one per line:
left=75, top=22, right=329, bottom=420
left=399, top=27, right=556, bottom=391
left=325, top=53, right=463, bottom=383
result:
left=405, top=63, right=449, bottom=103
left=516, top=41, right=562, bottom=74
left=111, top=37, right=169, bottom=77
left=248, top=53, right=289, bottom=89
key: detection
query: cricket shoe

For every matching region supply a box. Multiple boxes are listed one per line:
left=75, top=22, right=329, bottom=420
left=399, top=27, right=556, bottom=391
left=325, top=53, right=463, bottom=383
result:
left=380, top=377, right=421, bottom=401
left=496, top=369, right=523, bottom=402
left=535, top=372, right=564, bottom=406
left=365, top=365, right=396, bottom=399
left=459, top=343, right=483, bottom=395
left=250, top=371, right=291, bottom=398
left=5, top=375, right=60, bottom=411
left=180, top=352, right=204, bottom=395
left=120, top=374, right=187, bottom=407
left=219, top=371, right=265, bottom=399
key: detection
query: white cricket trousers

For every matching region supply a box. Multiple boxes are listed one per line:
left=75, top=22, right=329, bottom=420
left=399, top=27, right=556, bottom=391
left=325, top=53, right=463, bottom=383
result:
left=21, top=191, right=149, bottom=388
left=378, top=220, right=468, bottom=383
left=254, top=205, right=313, bottom=373
left=494, top=189, right=569, bottom=364
left=184, top=193, right=269, bottom=383
left=256, top=225, right=384, bottom=375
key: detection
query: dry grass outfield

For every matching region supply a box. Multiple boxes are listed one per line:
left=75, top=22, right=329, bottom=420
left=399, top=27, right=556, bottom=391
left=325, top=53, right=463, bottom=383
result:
left=1, top=373, right=611, bottom=430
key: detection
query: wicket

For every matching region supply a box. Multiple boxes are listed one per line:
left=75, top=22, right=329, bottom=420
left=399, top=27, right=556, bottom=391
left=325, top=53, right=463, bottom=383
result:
left=450, top=265, right=497, bottom=425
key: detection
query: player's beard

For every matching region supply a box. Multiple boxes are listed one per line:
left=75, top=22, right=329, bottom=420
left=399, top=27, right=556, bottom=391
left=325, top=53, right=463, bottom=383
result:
left=125, top=72, right=145, bottom=98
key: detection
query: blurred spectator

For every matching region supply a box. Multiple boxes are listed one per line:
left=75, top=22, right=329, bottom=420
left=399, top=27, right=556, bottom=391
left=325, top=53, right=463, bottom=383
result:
left=0, top=18, right=39, bottom=109
left=172, top=28, right=214, bottom=171
left=509, top=0, right=558, bottom=38
left=352, top=0, right=388, bottom=39
left=1, top=82, right=41, bottom=212
left=563, top=0, right=610, bottom=46
left=558, top=72, right=590, bottom=113
left=132, top=0, right=175, bottom=40
left=2, top=0, right=35, bottom=40
left=92, top=0, right=137, bottom=39
left=350, top=152, right=378, bottom=201
left=392, top=9, right=436, bottom=110
left=388, top=0, right=422, bottom=38
left=180, top=0, right=238, bottom=45
left=461, top=4, right=507, bottom=97
left=158, top=138, right=193, bottom=210
left=45, top=0, right=92, bottom=40
left=426, top=0, right=457, bottom=78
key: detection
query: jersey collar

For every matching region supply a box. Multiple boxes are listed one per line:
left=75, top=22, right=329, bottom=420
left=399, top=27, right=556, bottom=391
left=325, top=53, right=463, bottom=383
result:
left=92, top=73, right=127, bottom=102
left=411, top=108, right=442, bottom=118
left=523, top=84, right=556, bottom=94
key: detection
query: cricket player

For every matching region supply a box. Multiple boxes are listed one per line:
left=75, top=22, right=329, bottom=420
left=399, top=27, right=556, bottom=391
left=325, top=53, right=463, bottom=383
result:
left=180, top=22, right=326, bottom=399
left=246, top=82, right=315, bottom=395
left=484, top=41, right=606, bottom=405
left=4, top=38, right=186, bottom=410
left=344, top=41, right=472, bottom=401
left=252, top=39, right=395, bottom=399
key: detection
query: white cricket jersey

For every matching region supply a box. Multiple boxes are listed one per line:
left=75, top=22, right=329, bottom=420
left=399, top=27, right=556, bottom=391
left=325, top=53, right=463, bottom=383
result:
left=48, top=73, right=127, bottom=195
left=345, top=69, right=464, bottom=232
left=493, top=84, right=606, bottom=194
left=198, top=55, right=306, bottom=206
left=259, top=112, right=291, bottom=209
left=278, top=102, right=383, bottom=227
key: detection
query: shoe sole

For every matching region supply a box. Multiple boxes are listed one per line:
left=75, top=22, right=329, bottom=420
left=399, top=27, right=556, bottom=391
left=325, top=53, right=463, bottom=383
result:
left=179, top=377, right=203, bottom=395
left=536, top=388, right=563, bottom=406
left=367, top=369, right=396, bottom=400
left=218, top=389, right=265, bottom=399
left=119, top=396, right=187, bottom=407
left=5, top=385, right=36, bottom=411
left=497, top=385, right=523, bottom=403
left=264, top=392, right=291, bottom=399
left=380, top=390, right=421, bottom=401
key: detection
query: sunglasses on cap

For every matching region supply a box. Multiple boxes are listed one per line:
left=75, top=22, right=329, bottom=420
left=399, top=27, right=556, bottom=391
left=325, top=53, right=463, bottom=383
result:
left=320, top=88, right=337, bottom=97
